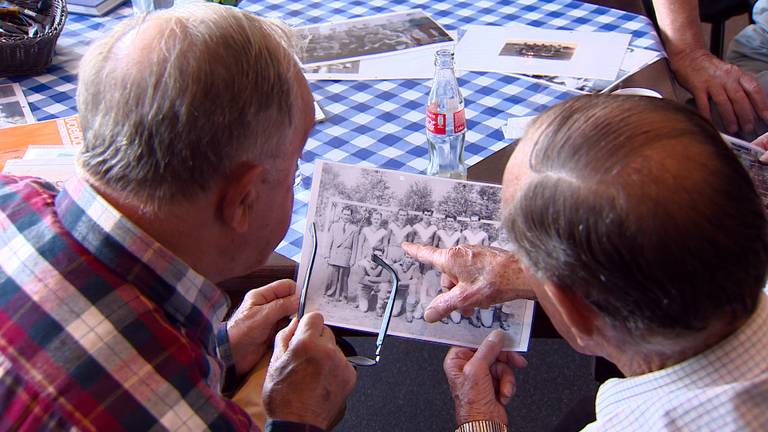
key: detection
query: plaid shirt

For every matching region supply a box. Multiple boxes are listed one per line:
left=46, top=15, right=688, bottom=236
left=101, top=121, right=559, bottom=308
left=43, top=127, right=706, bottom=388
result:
left=0, top=175, right=256, bottom=431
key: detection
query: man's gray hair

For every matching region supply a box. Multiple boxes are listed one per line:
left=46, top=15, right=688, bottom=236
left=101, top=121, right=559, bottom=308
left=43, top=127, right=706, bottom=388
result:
left=77, top=3, right=301, bottom=210
left=505, top=95, right=768, bottom=340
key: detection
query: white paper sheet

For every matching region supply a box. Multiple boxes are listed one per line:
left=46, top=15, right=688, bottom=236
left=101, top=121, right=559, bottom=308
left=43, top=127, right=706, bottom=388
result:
left=2, top=158, right=77, bottom=189
left=297, top=9, right=454, bottom=67
left=304, top=31, right=459, bottom=81
left=455, top=24, right=631, bottom=80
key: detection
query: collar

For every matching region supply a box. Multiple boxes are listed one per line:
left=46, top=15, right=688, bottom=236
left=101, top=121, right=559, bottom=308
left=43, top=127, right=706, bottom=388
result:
left=595, top=294, right=768, bottom=418
left=55, top=177, right=229, bottom=351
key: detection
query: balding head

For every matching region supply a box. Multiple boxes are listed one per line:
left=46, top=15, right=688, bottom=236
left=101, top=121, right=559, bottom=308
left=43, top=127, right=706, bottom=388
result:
left=77, top=3, right=306, bottom=211
left=502, top=95, right=768, bottom=340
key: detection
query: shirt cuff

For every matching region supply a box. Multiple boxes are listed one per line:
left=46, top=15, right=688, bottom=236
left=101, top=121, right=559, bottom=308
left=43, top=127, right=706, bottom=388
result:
left=455, top=420, right=509, bottom=432
left=215, top=324, right=238, bottom=393
left=265, top=419, right=324, bottom=432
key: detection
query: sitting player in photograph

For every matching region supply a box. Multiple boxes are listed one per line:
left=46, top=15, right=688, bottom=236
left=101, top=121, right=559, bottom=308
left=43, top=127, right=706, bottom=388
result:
left=350, top=247, right=391, bottom=315
left=394, top=253, right=421, bottom=322
left=387, top=208, right=413, bottom=261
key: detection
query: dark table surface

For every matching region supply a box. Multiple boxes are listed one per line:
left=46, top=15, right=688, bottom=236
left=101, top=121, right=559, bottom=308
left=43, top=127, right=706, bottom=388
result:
left=222, top=0, right=683, bottom=338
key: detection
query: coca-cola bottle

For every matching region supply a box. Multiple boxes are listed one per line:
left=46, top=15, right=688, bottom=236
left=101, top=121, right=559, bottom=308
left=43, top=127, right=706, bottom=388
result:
left=425, top=49, right=467, bottom=179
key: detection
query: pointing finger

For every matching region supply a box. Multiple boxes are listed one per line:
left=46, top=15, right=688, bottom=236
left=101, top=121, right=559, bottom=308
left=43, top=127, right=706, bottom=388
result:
left=424, top=285, right=477, bottom=323
left=401, top=243, right=449, bottom=272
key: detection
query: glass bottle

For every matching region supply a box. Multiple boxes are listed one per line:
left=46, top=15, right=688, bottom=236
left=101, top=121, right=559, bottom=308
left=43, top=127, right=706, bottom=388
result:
left=425, top=49, right=467, bottom=179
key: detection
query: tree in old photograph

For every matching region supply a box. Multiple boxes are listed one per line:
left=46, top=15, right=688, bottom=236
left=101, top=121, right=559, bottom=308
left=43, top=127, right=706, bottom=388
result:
left=348, top=169, right=395, bottom=206
left=397, top=180, right=435, bottom=223
left=436, top=183, right=501, bottom=230
left=316, top=164, right=352, bottom=231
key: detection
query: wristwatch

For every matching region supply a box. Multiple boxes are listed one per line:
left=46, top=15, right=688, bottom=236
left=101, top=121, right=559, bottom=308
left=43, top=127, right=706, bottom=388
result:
left=455, top=420, right=509, bottom=432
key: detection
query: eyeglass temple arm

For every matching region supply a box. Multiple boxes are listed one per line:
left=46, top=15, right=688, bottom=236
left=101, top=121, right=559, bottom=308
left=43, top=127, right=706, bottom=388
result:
left=372, top=254, right=399, bottom=362
left=298, top=222, right=318, bottom=319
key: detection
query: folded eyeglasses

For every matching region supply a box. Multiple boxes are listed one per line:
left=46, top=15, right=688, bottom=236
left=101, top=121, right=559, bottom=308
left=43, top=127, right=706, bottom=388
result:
left=298, top=222, right=400, bottom=367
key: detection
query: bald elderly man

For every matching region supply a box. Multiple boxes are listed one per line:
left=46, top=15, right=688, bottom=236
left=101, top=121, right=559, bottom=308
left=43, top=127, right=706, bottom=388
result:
left=0, top=5, right=353, bottom=431
left=405, top=95, right=768, bottom=431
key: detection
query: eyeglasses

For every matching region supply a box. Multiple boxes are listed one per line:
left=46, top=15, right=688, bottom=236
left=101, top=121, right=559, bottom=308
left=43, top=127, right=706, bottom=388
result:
left=299, top=222, right=400, bottom=367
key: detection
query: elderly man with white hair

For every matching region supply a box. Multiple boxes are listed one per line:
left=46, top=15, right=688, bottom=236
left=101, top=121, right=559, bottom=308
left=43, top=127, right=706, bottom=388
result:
left=0, top=4, right=354, bottom=431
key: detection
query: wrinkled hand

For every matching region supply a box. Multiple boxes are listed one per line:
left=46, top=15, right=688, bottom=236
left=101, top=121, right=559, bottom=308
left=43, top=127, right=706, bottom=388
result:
left=445, top=330, right=528, bottom=426
left=401, top=243, right=538, bottom=323
left=227, top=279, right=299, bottom=375
left=263, top=313, right=356, bottom=430
left=669, top=48, right=768, bottom=134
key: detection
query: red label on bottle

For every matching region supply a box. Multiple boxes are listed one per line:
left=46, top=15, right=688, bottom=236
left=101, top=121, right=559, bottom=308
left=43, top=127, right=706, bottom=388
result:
left=454, top=109, right=466, bottom=134
left=426, top=109, right=446, bottom=135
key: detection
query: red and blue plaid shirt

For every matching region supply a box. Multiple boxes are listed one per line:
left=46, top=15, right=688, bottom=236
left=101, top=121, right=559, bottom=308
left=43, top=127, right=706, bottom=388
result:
left=0, top=175, right=256, bottom=431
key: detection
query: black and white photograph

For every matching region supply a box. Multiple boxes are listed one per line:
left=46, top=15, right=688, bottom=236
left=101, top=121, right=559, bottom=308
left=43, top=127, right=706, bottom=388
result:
left=456, top=24, right=630, bottom=80
left=297, top=160, right=534, bottom=351
left=297, top=10, right=454, bottom=66
left=303, top=61, right=360, bottom=74
left=512, top=46, right=663, bottom=94
left=0, top=84, right=17, bottom=99
left=499, top=39, right=577, bottom=61
left=0, top=83, right=35, bottom=128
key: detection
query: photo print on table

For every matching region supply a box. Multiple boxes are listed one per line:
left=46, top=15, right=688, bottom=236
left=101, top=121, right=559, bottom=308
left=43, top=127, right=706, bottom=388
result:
left=0, top=83, right=35, bottom=128
left=297, top=160, right=535, bottom=351
left=297, top=9, right=454, bottom=66
left=499, top=39, right=578, bottom=61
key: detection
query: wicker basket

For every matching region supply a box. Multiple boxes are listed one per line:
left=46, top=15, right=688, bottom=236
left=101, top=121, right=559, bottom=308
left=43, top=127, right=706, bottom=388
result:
left=0, top=0, right=68, bottom=77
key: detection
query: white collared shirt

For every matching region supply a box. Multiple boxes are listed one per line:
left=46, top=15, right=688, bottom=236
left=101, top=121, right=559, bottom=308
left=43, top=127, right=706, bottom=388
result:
left=584, top=294, right=768, bottom=431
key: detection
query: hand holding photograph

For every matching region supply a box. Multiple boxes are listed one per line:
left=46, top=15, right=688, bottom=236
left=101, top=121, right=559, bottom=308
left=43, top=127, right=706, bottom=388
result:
left=296, top=160, right=535, bottom=352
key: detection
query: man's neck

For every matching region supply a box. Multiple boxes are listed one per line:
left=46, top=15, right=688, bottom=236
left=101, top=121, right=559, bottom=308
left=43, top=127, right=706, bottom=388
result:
left=607, top=315, right=749, bottom=376
left=88, top=180, right=230, bottom=283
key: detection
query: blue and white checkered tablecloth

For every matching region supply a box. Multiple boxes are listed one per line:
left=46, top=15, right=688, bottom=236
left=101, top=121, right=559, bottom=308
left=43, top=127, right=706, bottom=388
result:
left=1, top=0, right=664, bottom=261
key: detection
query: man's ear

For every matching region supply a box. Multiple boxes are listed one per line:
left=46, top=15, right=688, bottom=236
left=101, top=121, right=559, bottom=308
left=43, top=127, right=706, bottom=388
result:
left=220, top=164, right=265, bottom=233
left=543, top=283, right=603, bottom=351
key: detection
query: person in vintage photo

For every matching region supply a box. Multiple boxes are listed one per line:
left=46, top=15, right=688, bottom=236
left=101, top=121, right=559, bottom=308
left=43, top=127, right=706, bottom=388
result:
left=412, top=208, right=438, bottom=247
left=395, top=253, right=421, bottom=322
left=491, top=229, right=513, bottom=251
left=350, top=247, right=391, bottom=315
left=460, top=214, right=493, bottom=326
left=436, top=214, right=480, bottom=327
left=324, top=206, right=359, bottom=303
left=461, top=214, right=490, bottom=246
left=357, top=210, right=389, bottom=263
left=435, top=213, right=461, bottom=248
left=387, top=208, right=413, bottom=261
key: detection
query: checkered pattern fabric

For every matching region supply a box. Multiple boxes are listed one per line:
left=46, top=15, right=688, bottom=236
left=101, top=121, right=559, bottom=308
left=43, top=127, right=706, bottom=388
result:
left=584, top=294, right=768, bottom=432
left=0, top=175, right=253, bottom=430
left=0, top=0, right=664, bottom=261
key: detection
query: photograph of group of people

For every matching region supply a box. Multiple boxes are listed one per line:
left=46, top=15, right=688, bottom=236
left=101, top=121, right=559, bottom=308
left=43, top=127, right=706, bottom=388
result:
left=297, top=9, right=454, bottom=66
left=298, top=161, right=534, bottom=351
